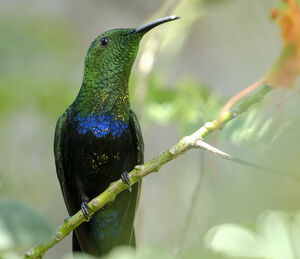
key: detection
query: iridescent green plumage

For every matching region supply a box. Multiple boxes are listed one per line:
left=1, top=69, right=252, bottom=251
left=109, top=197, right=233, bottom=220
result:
left=54, top=16, right=179, bottom=256
left=75, top=28, right=141, bottom=120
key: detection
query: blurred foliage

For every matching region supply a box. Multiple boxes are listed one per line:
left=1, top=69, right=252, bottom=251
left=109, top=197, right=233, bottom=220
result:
left=62, top=252, right=98, bottom=259
left=221, top=97, right=288, bottom=146
left=202, top=0, right=234, bottom=7
left=132, top=75, right=224, bottom=134
left=0, top=199, right=53, bottom=258
left=0, top=0, right=300, bottom=258
left=90, top=245, right=233, bottom=259
left=161, top=0, right=204, bottom=57
left=205, top=210, right=300, bottom=259
left=0, top=12, right=80, bottom=118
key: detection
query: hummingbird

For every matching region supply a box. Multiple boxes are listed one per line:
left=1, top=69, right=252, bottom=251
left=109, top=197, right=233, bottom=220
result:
left=54, top=16, right=180, bottom=256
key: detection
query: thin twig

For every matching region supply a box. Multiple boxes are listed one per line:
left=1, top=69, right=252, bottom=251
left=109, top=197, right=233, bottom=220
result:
left=24, top=84, right=273, bottom=259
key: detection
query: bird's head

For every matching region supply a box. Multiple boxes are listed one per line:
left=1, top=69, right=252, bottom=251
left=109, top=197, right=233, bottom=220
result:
left=83, top=16, right=180, bottom=83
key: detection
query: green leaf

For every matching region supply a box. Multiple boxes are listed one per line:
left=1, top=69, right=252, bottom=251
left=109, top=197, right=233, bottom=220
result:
left=0, top=251, right=21, bottom=259
left=0, top=199, right=53, bottom=251
left=141, top=75, right=224, bottom=134
left=62, top=252, right=98, bottom=259
left=102, top=246, right=177, bottom=259
left=205, top=211, right=300, bottom=259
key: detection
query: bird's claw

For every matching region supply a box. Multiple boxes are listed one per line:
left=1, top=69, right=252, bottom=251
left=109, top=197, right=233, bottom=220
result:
left=81, top=202, right=93, bottom=221
left=121, top=171, right=132, bottom=192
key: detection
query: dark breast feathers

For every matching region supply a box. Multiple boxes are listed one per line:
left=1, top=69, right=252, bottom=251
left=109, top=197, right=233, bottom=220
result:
left=54, top=108, right=144, bottom=255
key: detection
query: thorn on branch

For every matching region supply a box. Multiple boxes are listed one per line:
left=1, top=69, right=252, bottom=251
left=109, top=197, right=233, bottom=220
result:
left=170, top=147, right=176, bottom=155
left=23, top=84, right=274, bottom=259
left=194, top=140, right=231, bottom=159
left=55, top=232, right=62, bottom=241
left=24, top=249, right=33, bottom=256
left=204, top=122, right=214, bottom=128
left=231, top=108, right=240, bottom=117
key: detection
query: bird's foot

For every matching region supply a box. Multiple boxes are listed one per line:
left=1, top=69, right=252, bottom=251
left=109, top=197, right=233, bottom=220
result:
left=121, top=171, right=132, bottom=192
left=81, top=202, right=94, bottom=221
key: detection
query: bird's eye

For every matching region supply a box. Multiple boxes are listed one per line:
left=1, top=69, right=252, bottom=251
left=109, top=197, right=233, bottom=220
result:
left=99, top=37, right=110, bottom=48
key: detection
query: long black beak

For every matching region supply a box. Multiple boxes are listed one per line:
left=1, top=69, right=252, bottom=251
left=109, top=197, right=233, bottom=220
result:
left=132, top=15, right=180, bottom=34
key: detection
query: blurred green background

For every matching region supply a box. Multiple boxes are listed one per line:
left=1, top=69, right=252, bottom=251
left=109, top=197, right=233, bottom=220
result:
left=1, top=0, right=300, bottom=258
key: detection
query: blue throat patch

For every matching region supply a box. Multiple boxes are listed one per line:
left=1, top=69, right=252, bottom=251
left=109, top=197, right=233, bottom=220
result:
left=75, top=113, right=128, bottom=138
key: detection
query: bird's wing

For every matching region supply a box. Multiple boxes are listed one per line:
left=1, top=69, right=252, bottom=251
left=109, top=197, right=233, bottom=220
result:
left=129, top=110, right=144, bottom=165
left=54, top=111, right=67, bottom=188
left=54, top=111, right=77, bottom=216
left=127, top=110, right=144, bottom=246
